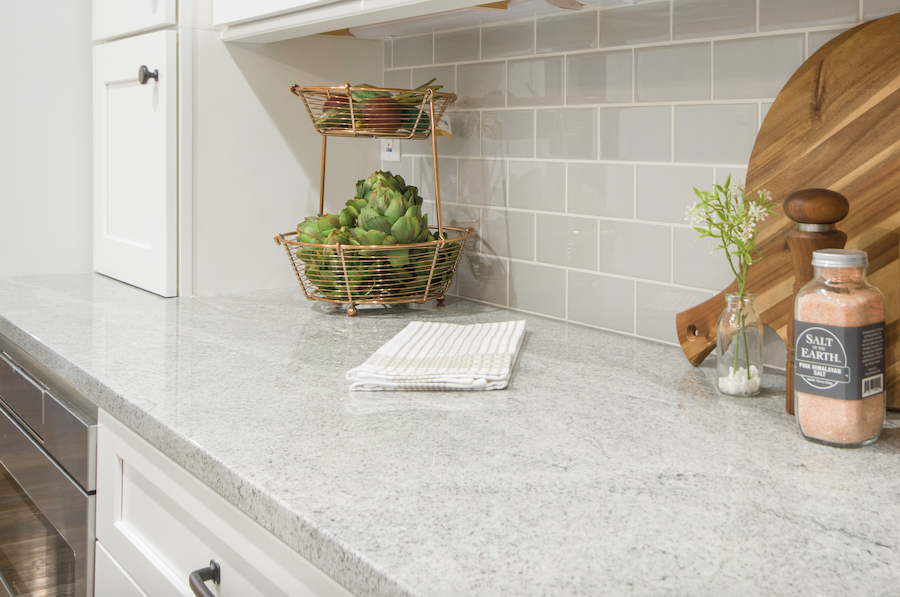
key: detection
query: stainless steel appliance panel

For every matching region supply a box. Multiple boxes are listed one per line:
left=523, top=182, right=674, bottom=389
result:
left=44, top=391, right=97, bottom=492
left=0, top=405, right=91, bottom=597
left=0, top=352, right=43, bottom=438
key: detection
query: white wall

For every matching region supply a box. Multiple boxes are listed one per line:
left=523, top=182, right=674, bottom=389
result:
left=0, top=2, right=93, bottom=278
left=191, top=32, right=383, bottom=296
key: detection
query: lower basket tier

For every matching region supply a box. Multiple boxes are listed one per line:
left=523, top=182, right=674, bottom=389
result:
left=275, top=226, right=474, bottom=315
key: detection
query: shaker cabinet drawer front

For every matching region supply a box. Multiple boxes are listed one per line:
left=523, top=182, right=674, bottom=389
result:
left=93, top=0, right=176, bottom=42
left=96, top=411, right=355, bottom=597
left=93, top=30, right=177, bottom=298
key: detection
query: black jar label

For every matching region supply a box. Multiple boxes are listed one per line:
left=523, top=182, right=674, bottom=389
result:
left=794, top=320, right=885, bottom=400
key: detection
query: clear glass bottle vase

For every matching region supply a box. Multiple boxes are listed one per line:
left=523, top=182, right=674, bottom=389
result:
left=716, top=293, right=763, bottom=396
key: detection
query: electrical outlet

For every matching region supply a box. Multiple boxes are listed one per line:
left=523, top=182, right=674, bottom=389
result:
left=381, top=139, right=401, bottom=162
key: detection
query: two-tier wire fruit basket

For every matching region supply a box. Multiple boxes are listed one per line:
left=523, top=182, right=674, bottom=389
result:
left=275, top=84, right=475, bottom=316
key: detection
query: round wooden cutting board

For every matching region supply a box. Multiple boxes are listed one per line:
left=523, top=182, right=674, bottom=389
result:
left=676, top=13, right=900, bottom=410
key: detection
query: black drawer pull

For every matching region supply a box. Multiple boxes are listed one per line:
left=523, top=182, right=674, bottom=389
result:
left=189, top=560, right=220, bottom=597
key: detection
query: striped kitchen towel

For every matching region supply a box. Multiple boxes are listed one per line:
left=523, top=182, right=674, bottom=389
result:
left=347, top=320, right=526, bottom=391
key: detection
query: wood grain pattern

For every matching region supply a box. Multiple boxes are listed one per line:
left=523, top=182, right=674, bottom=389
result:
left=676, top=14, right=900, bottom=410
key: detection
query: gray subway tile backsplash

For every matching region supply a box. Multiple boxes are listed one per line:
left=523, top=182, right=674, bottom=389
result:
left=674, top=104, right=757, bottom=164
left=599, top=221, right=671, bottom=282
left=435, top=29, right=480, bottom=64
left=457, top=62, right=506, bottom=109
left=509, top=261, right=566, bottom=318
left=457, top=252, right=508, bottom=306
left=568, top=272, right=635, bottom=333
left=384, top=69, right=411, bottom=89
left=459, top=159, right=505, bottom=207
left=567, top=163, right=634, bottom=219
left=482, top=21, right=535, bottom=59
left=483, top=110, right=535, bottom=158
left=636, top=165, right=713, bottom=224
left=413, top=66, right=456, bottom=96
left=714, top=35, right=804, bottom=100
left=566, top=50, right=633, bottom=105
left=636, top=282, right=712, bottom=343
left=508, top=161, right=566, bottom=212
left=537, top=11, right=599, bottom=54
left=635, top=43, right=711, bottom=102
left=673, top=0, right=756, bottom=40
left=864, top=0, right=900, bottom=21
left=536, top=109, right=598, bottom=160
left=384, top=4, right=837, bottom=351
left=807, top=28, right=851, bottom=57
left=536, top=214, right=599, bottom=270
left=672, top=226, right=735, bottom=290
left=481, top=209, right=535, bottom=261
left=508, top=57, right=564, bottom=107
left=759, top=0, right=859, bottom=31
left=393, top=34, right=433, bottom=68
left=413, top=157, right=458, bottom=204
left=600, top=106, right=671, bottom=162
left=600, top=1, right=672, bottom=47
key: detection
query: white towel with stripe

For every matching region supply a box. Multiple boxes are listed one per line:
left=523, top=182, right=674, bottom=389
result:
left=347, top=320, right=526, bottom=391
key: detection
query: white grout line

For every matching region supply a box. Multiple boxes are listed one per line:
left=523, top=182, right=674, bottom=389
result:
left=756, top=0, right=760, bottom=33
left=669, top=0, right=674, bottom=41
left=670, top=105, right=676, bottom=162
left=709, top=40, right=715, bottom=100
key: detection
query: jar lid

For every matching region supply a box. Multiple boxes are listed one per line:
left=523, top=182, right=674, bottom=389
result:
left=811, top=248, right=868, bottom=267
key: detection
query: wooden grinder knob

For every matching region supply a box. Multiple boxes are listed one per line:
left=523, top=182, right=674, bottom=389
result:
left=784, top=188, right=850, bottom=415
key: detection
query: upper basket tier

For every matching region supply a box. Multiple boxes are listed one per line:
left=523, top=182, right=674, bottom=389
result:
left=290, top=84, right=457, bottom=140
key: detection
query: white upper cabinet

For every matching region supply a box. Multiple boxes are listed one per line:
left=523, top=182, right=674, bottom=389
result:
left=213, top=0, right=344, bottom=27
left=92, top=0, right=177, bottom=42
left=93, top=31, right=178, bottom=298
left=215, top=0, right=490, bottom=43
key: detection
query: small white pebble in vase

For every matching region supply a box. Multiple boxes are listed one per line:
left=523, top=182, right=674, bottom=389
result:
left=719, top=365, right=760, bottom=395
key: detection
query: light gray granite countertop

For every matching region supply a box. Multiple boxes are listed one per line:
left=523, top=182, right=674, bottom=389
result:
left=0, top=273, right=898, bottom=596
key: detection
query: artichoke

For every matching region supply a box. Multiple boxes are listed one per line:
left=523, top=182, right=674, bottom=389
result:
left=291, top=169, right=464, bottom=303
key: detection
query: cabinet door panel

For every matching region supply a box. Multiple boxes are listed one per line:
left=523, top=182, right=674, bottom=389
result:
left=93, top=31, right=177, bottom=297
left=93, top=0, right=176, bottom=42
left=96, top=411, right=355, bottom=597
left=95, top=541, right=150, bottom=597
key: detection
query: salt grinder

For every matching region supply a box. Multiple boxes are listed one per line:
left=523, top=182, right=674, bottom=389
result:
left=784, top=188, right=850, bottom=415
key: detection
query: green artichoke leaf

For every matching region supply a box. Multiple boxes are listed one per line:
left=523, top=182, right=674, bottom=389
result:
left=365, top=215, right=393, bottom=235
left=350, top=85, right=391, bottom=102
left=362, top=229, right=388, bottom=245
left=357, top=207, right=379, bottom=230
left=391, top=216, right=421, bottom=244
left=338, top=207, right=356, bottom=228
left=383, top=196, right=405, bottom=225
left=317, top=213, right=340, bottom=234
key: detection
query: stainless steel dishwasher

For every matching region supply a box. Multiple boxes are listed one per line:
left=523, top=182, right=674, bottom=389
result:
left=0, top=332, right=97, bottom=597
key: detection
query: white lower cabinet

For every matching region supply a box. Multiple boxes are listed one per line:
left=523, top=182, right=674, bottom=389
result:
left=95, top=410, right=354, bottom=597
left=95, top=541, right=149, bottom=597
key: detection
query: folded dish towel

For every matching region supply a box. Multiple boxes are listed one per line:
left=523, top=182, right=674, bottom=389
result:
left=347, top=320, right=526, bottom=391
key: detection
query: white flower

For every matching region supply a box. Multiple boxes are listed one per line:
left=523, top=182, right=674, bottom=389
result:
left=748, top=202, right=767, bottom=222
left=734, top=220, right=755, bottom=243
left=758, top=189, right=772, bottom=203
left=727, top=181, right=745, bottom=202
left=686, top=203, right=708, bottom=226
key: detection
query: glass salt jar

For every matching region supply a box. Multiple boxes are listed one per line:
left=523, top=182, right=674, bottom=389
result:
left=794, top=249, right=885, bottom=447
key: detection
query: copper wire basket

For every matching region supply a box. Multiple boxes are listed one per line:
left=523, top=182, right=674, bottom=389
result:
left=275, top=227, right=473, bottom=315
left=289, top=84, right=456, bottom=139
left=276, top=84, right=474, bottom=316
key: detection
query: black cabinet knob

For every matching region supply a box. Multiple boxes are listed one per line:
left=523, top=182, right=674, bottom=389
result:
left=138, top=65, right=159, bottom=85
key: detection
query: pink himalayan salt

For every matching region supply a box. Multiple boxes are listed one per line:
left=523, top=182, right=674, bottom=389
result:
left=796, top=267, right=885, bottom=446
